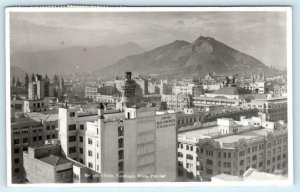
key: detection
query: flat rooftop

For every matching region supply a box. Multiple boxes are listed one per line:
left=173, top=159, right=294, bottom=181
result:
left=179, top=125, right=220, bottom=138
left=214, top=128, right=268, bottom=143
left=179, top=124, right=270, bottom=144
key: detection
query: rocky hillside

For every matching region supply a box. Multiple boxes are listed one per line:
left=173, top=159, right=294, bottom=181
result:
left=96, top=36, right=271, bottom=79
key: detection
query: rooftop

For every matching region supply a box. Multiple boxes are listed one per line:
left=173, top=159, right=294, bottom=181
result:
left=214, top=128, right=269, bottom=143
left=25, top=112, right=58, bottom=122
left=212, top=86, right=251, bottom=95
left=39, top=155, right=73, bottom=166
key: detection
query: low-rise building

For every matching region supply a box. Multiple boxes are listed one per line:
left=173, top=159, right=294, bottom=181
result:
left=84, top=86, right=98, bottom=100
left=177, top=116, right=288, bottom=181
left=244, top=95, right=287, bottom=122
left=161, top=93, right=192, bottom=110
left=10, top=112, right=58, bottom=183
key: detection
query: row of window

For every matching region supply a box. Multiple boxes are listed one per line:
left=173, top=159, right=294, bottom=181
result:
left=14, top=134, right=56, bottom=145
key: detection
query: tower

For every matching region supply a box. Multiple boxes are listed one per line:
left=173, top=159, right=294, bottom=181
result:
left=120, top=72, right=138, bottom=109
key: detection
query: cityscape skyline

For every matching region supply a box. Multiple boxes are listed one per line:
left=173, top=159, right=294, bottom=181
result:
left=7, top=7, right=292, bottom=186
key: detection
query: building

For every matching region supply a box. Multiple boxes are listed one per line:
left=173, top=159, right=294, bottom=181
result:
left=58, top=104, right=177, bottom=182
left=23, top=99, right=49, bottom=113
left=84, top=86, right=98, bottom=100
left=244, top=95, right=287, bottom=122
left=193, top=96, right=243, bottom=108
left=28, top=74, right=54, bottom=100
left=95, top=94, right=118, bottom=104
left=159, top=80, right=172, bottom=95
left=23, top=141, right=74, bottom=183
left=177, top=116, right=288, bottom=181
left=172, top=82, right=202, bottom=97
left=57, top=72, right=177, bottom=182
left=161, top=93, right=192, bottom=110
left=10, top=112, right=59, bottom=183
left=133, top=76, right=149, bottom=95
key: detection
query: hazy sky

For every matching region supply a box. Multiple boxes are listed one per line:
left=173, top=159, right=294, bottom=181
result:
left=10, top=11, right=287, bottom=69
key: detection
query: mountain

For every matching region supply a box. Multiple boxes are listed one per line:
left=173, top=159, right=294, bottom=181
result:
left=96, top=36, right=272, bottom=79
left=11, top=66, right=27, bottom=82
left=10, top=42, right=144, bottom=75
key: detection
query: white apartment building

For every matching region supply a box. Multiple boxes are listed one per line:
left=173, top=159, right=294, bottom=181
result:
left=58, top=104, right=177, bottom=182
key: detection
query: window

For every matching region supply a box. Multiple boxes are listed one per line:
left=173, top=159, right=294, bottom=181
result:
left=80, top=124, right=84, bottom=130
left=47, top=135, right=50, bottom=139
left=79, top=136, right=83, bottom=142
left=283, top=153, right=287, bottom=159
left=118, top=138, right=124, bottom=148
left=14, top=148, right=19, bottom=154
left=118, top=150, right=124, bottom=160
left=79, top=148, right=83, bottom=154
left=240, top=160, right=244, bottom=166
left=178, top=152, right=183, bottom=158
left=79, top=159, right=84, bottom=164
left=68, top=136, right=76, bottom=142
left=206, top=159, right=213, bottom=166
left=228, top=152, right=231, bottom=158
left=88, top=150, right=93, bottom=156
left=14, top=168, right=20, bottom=173
left=23, top=138, right=28, bottom=143
left=252, top=155, right=257, bottom=161
left=118, top=162, right=124, bottom=172
left=39, top=136, right=42, bottom=140
left=52, top=134, right=55, bottom=138
left=88, top=138, right=93, bottom=144
left=52, top=125, right=55, bottom=130
left=70, top=112, right=75, bottom=117
left=88, top=162, right=93, bottom=168
left=224, top=162, right=231, bottom=168
left=277, top=155, right=281, bottom=161
left=187, top=154, right=193, bottom=160
left=68, top=124, right=76, bottom=131
left=267, top=160, right=271, bottom=165
left=206, top=169, right=213, bottom=175
left=69, top=147, right=76, bottom=154
left=33, top=137, right=37, bottom=142
left=118, top=126, right=124, bottom=136
left=223, top=152, right=227, bottom=158
left=259, top=162, right=263, bottom=167
left=14, top=158, right=20, bottom=164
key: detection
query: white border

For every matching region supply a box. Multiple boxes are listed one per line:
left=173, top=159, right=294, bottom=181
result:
left=5, top=6, right=293, bottom=188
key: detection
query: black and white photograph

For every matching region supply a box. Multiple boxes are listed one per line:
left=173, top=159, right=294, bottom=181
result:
left=6, top=7, right=292, bottom=186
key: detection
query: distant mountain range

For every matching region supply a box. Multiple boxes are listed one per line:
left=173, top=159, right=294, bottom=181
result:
left=10, top=42, right=144, bottom=76
left=95, top=36, right=273, bottom=79
left=11, top=36, right=277, bottom=81
left=11, top=66, right=27, bottom=82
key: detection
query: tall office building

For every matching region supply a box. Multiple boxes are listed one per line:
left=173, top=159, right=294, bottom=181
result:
left=58, top=72, right=177, bottom=182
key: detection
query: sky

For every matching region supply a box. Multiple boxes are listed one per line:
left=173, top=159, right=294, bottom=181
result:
left=9, top=11, right=287, bottom=70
